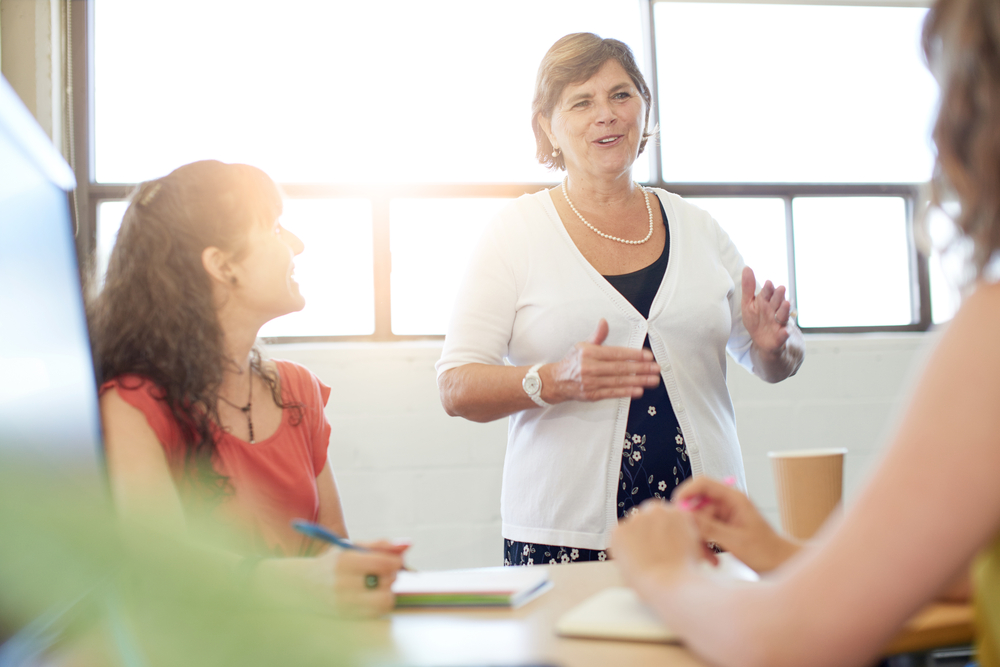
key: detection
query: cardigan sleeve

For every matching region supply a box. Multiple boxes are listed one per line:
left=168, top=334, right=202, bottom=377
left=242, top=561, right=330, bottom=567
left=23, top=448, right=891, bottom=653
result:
left=714, top=216, right=755, bottom=373
left=436, top=204, right=522, bottom=376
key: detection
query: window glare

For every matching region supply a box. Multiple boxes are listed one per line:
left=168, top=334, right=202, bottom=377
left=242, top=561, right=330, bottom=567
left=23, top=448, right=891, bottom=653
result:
left=97, top=200, right=129, bottom=284
left=94, top=0, right=646, bottom=184
left=793, top=198, right=912, bottom=328
left=259, top=200, right=374, bottom=337
left=685, top=198, right=788, bottom=291
left=390, top=199, right=511, bottom=335
left=655, top=3, right=936, bottom=183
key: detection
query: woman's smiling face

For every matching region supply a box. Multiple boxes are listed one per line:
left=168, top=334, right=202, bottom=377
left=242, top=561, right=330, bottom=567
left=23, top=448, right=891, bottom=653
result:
left=541, top=59, right=647, bottom=181
left=230, top=217, right=306, bottom=324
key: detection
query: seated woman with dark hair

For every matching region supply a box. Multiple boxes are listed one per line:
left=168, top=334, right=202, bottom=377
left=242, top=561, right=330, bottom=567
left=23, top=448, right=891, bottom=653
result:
left=91, top=160, right=405, bottom=615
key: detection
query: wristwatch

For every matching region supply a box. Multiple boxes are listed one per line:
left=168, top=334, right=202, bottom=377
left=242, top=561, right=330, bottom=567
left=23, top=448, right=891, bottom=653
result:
left=522, top=363, right=551, bottom=408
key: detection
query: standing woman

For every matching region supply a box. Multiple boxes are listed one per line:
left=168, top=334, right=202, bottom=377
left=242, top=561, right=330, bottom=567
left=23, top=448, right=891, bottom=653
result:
left=612, top=1, right=1000, bottom=665
left=437, top=34, right=803, bottom=566
left=91, top=160, right=404, bottom=615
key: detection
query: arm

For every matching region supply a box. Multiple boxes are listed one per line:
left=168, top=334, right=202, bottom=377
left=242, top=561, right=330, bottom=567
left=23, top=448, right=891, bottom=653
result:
left=316, top=462, right=348, bottom=539
left=675, top=477, right=971, bottom=598
left=672, top=477, right=802, bottom=574
left=439, top=318, right=661, bottom=423
left=614, top=283, right=1000, bottom=667
left=100, top=389, right=187, bottom=534
left=101, top=390, right=404, bottom=617
left=258, top=464, right=406, bottom=616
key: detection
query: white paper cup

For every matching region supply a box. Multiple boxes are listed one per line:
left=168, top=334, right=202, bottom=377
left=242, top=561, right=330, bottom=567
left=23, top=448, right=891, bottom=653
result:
left=768, top=448, right=847, bottom=540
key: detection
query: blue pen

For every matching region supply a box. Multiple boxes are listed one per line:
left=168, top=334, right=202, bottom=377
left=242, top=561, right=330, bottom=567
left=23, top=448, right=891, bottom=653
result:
left=292, top=519, right=413, bottom=576
left=292, top=519, right=369, bottom=552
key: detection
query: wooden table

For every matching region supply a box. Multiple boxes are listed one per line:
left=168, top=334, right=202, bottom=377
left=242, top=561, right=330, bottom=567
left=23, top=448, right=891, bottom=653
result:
left=345, top=561, right=973, bottom=666
left=885, top=602, right=975, bottom=655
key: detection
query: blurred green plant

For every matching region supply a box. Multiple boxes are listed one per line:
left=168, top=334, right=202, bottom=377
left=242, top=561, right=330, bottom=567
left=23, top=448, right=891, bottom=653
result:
left=0, top=456, right=364, bottom=666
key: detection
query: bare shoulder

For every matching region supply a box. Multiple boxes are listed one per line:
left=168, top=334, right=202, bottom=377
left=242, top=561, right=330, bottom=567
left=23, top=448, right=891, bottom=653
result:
left=99, top=387, right=163, bottom=454
left=956, top=280, right=1000, bottom=321
left=935, top=281, right=1000, bottom=366
left=100, top=386, right=152, bottom=431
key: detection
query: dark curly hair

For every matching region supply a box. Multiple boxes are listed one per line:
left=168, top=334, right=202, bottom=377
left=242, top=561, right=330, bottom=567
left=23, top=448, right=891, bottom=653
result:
left=89, top=160, right=299, bottom=498
left=531, top=33, right=655, bottom=171
left=923, top=0, right=1000, bottom=277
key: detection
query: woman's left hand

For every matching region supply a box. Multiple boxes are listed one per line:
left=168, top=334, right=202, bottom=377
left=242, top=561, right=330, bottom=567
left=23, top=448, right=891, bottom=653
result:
left=741, top=266, right=793, bottom=355
left=612, top=500, right=705, bottom=591
left=741, top=266, right=804, bottom=383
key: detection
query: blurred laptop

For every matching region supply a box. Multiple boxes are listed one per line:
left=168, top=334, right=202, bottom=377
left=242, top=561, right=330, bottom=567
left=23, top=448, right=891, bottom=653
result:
left=0, top=75, right=111, bottom=667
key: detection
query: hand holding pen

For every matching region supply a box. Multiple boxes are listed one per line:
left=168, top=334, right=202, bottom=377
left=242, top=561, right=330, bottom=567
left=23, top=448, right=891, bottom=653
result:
left=292, top=519, right=412, bottom=591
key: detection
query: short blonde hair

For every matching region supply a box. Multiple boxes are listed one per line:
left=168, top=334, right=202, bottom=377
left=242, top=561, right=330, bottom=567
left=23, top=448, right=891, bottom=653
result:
left=531, top=33, right=654, bottom=171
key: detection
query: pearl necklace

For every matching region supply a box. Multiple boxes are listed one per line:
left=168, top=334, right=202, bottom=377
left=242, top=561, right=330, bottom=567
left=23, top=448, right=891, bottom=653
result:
left=562, top=178, right=654, bottom=245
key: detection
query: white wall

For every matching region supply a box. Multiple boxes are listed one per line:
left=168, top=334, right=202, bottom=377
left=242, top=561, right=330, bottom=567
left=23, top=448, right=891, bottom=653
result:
left=266, top=331, right=940, bottom=571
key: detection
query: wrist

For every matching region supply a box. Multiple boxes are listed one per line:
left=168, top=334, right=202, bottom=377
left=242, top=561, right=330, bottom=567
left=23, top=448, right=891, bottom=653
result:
left=522, top=363, right=552, bottom=407
left=751, top=529, right=800, bottom=573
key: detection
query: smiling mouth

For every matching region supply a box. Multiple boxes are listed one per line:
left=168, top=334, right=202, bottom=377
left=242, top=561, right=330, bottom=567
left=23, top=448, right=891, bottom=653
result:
left=596, top=136, right=622, bottom=145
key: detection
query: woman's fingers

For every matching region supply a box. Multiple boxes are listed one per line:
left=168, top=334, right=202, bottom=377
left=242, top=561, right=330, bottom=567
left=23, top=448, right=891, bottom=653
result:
left=550, top=338, right=661, bottom=402
left=742, top=265, right=795, bottom=352
left=769, top=284, right=786, bottom=309
left=358, top=539, right=411, bottom=556
left=612, top=501, right=706, bottom=589
left=548, top=319, right=664, bottom=403
left=335, top=550, right=404, bottom=591
left=326, top=550, right=402, bottom=616
left=588, top=317, right=610, bottom=345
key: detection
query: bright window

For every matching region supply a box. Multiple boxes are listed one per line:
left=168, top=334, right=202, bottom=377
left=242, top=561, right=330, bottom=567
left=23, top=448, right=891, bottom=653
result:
left=93, top=0, right=647, bottom=184
left=792, top=197, right=912, bottom=328
left=390, top=199, right=512, bottom=335
left=654, top=3, right=936, bottom=183
left=259, top=200, right=374, bottom=338
left=686, top=198, right=788, bottom=291
left=83, top=0, right=944, bottom=338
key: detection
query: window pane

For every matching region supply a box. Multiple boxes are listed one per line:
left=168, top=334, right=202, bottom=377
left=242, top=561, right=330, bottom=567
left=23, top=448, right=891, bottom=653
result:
left=793, top=198, right=911, bottom=328
left=94, top=0, right=647, bottom=184
left=260, top=200, right=374, bottom=337
left=654, top=3, right=936, bottom=183
left=100, top=199, right=372, bottom=337
left=97, top=200, right=129, bottom=283
left=685, top=198, right=788, bottom=290
left=390, top=199, right=512, bottom=335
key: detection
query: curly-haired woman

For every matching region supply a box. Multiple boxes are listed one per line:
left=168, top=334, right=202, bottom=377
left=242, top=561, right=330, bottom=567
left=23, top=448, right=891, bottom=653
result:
left=91, top=160, right=404, bottom=615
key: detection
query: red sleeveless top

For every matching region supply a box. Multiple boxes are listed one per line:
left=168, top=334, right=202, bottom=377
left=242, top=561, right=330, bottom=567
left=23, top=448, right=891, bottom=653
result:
left=100, top=359, right=331, bottom=556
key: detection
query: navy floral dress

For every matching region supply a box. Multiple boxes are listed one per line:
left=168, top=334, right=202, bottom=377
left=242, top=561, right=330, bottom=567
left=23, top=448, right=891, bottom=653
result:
left=505, top=201, right=693, bottom=566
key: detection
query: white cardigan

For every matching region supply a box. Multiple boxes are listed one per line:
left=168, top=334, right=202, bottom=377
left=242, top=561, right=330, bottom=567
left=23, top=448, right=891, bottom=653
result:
left=436, top=188, right=754, bottom=549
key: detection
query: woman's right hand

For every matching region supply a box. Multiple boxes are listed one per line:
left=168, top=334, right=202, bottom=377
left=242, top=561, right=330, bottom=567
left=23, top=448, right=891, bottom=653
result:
left=542, top=318, right=662, bottom=404
left=324, top=540, right=408, bottom=616
left=259, top=541, right=407, bottom=617
left=672, top=477, right=800, bottom=574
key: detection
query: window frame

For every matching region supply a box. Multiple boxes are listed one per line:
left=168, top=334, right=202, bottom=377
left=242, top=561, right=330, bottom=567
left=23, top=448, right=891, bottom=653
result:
left=71, top=0, right=935, bottom=342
